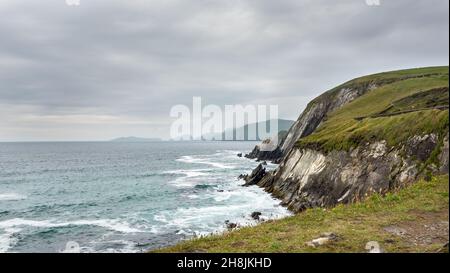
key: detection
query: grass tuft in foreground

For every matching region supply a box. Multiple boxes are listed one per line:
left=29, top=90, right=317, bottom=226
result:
left=155, top=175, right=449, bottom=253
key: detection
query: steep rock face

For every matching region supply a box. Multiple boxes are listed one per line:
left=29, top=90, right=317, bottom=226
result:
left=244, top=67, right=449, bottom=213
left=280, top=86, right=374, bottom=156
left=247, top=70, right=447, bottom=162
left=438, top=133, right=449, bottom=173
left=245, top=131, right=287, bottom=162
left=245, top=141, right=284, bottom=163
left=257, top=134, right=449, bottom=212
left=247, top=81, right=380, bottom=162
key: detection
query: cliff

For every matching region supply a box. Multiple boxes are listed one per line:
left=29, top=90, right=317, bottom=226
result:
left=247, top=66, right=449, bottom=212
left=247, top=67, right=449, bottom=162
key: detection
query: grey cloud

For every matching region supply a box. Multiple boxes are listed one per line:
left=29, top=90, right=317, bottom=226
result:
left=0, top=0, right=448, bottom=140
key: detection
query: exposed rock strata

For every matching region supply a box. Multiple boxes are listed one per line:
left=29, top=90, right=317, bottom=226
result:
left=248, top=73, right=443, bottom=162
left=256, top=134, right=449, bottom=212
left=247, top=81, right=381, bottom=162
left=244, top=69, right=449, bottom=215
left=239, top=164, right=266, bottom=186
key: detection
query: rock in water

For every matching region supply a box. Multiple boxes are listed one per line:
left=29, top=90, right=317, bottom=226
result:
left=242, top=164, right=266, bottom=186
left=238, top=174, right=248, bottom=180
left=251, top=212, right=262, bottom=220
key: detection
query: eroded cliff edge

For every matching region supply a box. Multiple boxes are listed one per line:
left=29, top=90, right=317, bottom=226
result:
left=245, top=66, right=449, bottom=213
left=247, top=68, right=448, bottom=163
left=257, top=134, right=449, bottom=212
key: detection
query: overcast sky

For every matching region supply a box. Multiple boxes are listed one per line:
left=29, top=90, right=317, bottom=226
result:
left=0, top=0, right=448, bottom=141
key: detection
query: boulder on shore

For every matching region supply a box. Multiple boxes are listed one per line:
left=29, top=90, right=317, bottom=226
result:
left=225, top=220, right=238, bottom=230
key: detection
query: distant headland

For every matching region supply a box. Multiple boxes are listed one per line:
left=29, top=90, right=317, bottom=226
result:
left=109, top=137, right=163, bottom=142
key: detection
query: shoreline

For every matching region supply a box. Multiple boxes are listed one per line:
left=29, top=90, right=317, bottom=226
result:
left=145, top=155, right=292, bottom=253
left=154, top=175, right=449, bottom=253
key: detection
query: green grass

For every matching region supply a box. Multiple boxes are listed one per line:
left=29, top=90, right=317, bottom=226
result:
left=378, top=87, right=449, bottom=115
left=297, top=67, right=449, bottom=153
left=309, top=66, right=448, bottom=105
left=337, top=66, right=448, bottom=88
left=155, top=175, right=449, bottom=253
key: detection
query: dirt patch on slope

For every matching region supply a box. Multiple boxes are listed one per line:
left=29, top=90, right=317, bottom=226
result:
left=384, top=209, right=449, bottom=251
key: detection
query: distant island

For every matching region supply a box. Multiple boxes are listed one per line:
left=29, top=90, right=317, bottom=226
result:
left=109, top=136, right=163, bottom=142
left=219, top=119, right=295, bottom=141
left=173, top=119, right=295, bottom=141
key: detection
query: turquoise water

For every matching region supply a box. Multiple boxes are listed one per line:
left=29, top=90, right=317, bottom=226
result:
left=0, top=142, right=290, bottom=253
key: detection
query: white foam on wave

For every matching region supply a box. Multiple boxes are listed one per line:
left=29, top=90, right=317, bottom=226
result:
left=0, top=193, right=27, bottom=201
left=0, top=218, right=147, bottom=253
left=57, top=237, right=143, bottom=253
left=83, top=239, right=140, bottom=253
left=177, top=155, right=235, bottom=169
left=0, top=227, right=21, bottom=253
left=165, top=169, right=208, bottom=178
left=213, top=150, right=246, bottom=159
left=164, top=169, right=209, bottom=187
left=0, top=218, right=143, bottom=234
left=213, top=191, right=233, bottom=202
left=101, top=240, right=140, bottom=253
left=154, top=149, right=291, bottom=238
left=186, top=194, right=199, bottom=199
left=154, top=186, right=292, bottom=236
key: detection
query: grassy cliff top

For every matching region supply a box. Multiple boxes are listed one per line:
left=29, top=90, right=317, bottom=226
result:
left=155, top=175, right=448, bottom=253
left=298, top=66, right=449, bottom=152
left=307, top=66, right=448, bottom=107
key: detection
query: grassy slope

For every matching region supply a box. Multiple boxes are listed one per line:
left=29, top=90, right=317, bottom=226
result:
left=306, top=66, right=448, bottom=108
left=298, top=66, right=449, bottom=153
left=157, top=175, right=448, bottom=253
left=378, top=87, right=448, bottom=115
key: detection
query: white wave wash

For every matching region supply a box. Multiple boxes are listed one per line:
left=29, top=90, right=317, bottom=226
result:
left=0, top=193, right=27, bottom=201
left=0, top=227, right=21, bottom=253
left=0, top=218, right=144, bottom=233
left=157, top=152, right=292, bottom=237
left=164, top=169, right=210, bottom=187
left=177, top=155, right=235, bottom=169
left=0, top=218, right=145, bottom=252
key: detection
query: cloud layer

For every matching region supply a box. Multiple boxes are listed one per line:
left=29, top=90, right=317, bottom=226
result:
left=0, top=0, right=448, bottom=141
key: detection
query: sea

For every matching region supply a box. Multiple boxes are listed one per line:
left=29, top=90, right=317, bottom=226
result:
left=0, top=141, right=290, bottom=253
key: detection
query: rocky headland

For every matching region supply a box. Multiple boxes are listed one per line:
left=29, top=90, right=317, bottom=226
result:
left=244, top=66, right=449, bottom=212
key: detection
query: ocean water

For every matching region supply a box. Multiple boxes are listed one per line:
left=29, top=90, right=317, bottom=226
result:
left=0, top=141, right=290, bottom=253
